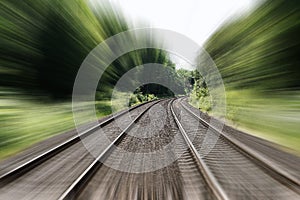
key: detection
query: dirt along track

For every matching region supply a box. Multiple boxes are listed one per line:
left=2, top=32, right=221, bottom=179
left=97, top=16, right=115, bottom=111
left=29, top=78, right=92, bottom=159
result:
left=0, top=98, right=299, bottom=200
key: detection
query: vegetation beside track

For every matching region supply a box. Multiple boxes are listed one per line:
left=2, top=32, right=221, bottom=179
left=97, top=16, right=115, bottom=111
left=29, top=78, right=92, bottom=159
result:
left=190, top=0, right=300, bottom=153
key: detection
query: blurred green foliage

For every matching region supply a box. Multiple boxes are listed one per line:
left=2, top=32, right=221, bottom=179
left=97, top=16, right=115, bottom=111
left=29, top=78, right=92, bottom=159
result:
left=2, top=0, right=298, bottom=159
left=0, top=0, right=103, bottom=98
left=192, top=0, right=300, bottom=153
left=99, top=49, right=183, bottom=98
left=0, top=0, right=180, bottom=159
left=0, top=88, right=117, bottom=160
left=205, top=0, right=300, bottom=91
left=0, top=0, right=179, bottom=99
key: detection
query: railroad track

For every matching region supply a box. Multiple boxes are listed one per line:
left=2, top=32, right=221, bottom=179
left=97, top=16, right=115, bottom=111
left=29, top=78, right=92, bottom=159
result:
left=0, top=98, right=299, bottom=200
left=0, top=100, right=159, bottom=199
left=0, top=99, right=157, bottom=183
left=73, top=99, right=223, bottom=200
left=172, top=98, right=300, bottom=199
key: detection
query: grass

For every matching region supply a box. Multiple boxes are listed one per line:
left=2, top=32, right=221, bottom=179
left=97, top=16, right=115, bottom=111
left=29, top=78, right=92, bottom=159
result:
left=191, top=89, right=300, bottom=154
left=0, top=90, right=132, bottom=161
left=0, top=98, right=73, bottom=160
left=0, top=88, right=159, bottom=161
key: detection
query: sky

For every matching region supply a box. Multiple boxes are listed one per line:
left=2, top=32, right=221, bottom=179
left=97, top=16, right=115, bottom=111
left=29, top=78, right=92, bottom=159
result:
left=92, top=0, right=259, bottom=69
left=107, top=0, right=259, bottom=46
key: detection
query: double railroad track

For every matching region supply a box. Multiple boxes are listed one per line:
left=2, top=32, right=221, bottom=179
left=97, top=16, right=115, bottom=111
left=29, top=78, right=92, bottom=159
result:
left=0, top=98, right=299, bottom=200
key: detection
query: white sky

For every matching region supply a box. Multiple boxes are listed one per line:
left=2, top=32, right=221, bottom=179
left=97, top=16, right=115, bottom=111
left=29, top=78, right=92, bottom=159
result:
left=108, top=0, right=258, bottom=46
left=92, top=0, right=259, bottom=69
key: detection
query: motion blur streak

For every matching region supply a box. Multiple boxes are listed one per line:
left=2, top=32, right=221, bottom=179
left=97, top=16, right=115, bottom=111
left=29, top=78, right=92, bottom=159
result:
left=0, top=0, right=299, bottom=166
left=0, top=0, right=299, bottom=199
left=191, top=0, right=300, bottom=153
left=0, top=0, right=178, bottom=159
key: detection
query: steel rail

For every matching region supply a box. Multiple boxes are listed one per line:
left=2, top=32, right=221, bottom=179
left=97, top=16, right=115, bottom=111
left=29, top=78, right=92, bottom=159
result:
left=179, top=99, right=300, bottom=194
left=58, top=100, right=161, bottom=200
left=0, top=99, right=158, bottom=186
left=170, top=99, right=229, bottom=200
